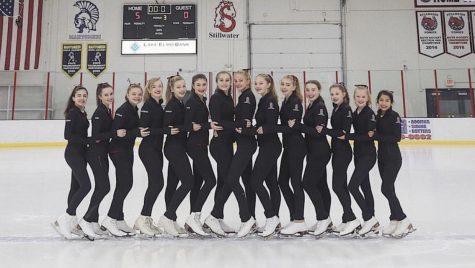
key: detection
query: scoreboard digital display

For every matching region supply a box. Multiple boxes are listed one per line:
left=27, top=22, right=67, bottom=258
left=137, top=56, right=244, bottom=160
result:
left=122, top=4, right=196, bottom=54
left=123, top=4, right=196, bottom=40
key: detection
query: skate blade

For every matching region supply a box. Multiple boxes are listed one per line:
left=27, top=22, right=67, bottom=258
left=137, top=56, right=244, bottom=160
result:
left=202, top=223, right=226, bottom=237
left=184, top=223, right=211, bottom=238
left=73, top=225, right=95, bottom=241
left=339, top=225, right=362, bottom=238
left=390, top=225, right=417, bottom=239
left=358, top=223, right=381, bottom=238
left=51, top=221, right=71, bottom=240
left=278, top=231, right=307, bottom=238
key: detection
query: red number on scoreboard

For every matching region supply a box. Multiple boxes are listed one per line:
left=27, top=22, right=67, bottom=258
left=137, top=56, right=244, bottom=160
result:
left=184, top=11, right=189, bottom=19
left=135, top=11, right=141, bottom=20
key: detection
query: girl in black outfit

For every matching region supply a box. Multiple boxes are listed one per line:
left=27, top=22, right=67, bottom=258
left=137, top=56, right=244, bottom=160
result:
left=317, top=84, right=358, bottom=236
left=289, top=80, right=332, bottom=237
left=134, top=77, right=172, bottom=236
left=375, top=90, right=414, bottom=238
left=102, top=84, right=149, bottom=237
left=82, top=83, right=116, bottom=237
left=158, top=75, right=194, bottom=236
left=207, top=70, right=257, bottom=238
left=184, top=74, right=216, bottom=236
left=277, top=75, right=307, bottom=235
left=346, top=85, right=378, bottom=236
left=251, top=74, right=282, bottom=238
left=53, top=86, right=91, bottom=239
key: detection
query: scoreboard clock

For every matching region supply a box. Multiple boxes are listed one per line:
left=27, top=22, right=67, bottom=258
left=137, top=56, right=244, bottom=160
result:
left=122, top=4, right=197, bottom=54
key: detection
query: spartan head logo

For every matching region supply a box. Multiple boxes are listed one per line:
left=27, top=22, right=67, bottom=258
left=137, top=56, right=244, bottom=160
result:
left=213, top=0, right=236, bottom=33
left=421, top=16, right=437, bottom=31
left=448, top=16, right=464, bottom=31
left=73, top=1, right=99, bottom=33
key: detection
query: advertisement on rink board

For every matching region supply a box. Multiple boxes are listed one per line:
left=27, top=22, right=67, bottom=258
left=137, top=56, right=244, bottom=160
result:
left=443, top=11, right=472, bottom=58
left=415, top=0, right=475, bottom=7
left=401, top=118, right=433, bottom=140
left=416, top=11, right=445, bottom=57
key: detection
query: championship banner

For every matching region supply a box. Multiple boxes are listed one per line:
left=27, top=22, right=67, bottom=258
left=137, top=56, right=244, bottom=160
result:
left=68, top=0, right=103, bottom=40
left=472, top=11, right=475, bottom=53
left=444, top=11, right=472, bottom=58
left=415, top=0, right=475, bottom=8
left=401, top=118, right=432, bottom=140
left=61, top=44, right=82, bottom=78
left=87, top=43, right=106, bottom=77
left=207, top=0, right=244, bottom=39
left=416, top=11, right=444, bottom=58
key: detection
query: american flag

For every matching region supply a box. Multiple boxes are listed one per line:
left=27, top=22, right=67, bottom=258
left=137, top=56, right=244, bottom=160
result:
left=0, top=0, right=43, bottom=70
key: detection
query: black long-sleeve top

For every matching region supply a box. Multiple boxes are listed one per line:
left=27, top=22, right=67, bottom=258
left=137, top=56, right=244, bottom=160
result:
left=209, top=88, right=235, bottom=142
left=140, top=98, right=165, bottom=150
left=88, top=103, right=113, bottom=156
left=276, top=92, right=305, bottom=148
left=109, top=101, right=140, bottom=154
left=235, top=88, right=257, bottom=139
left=163, top=96, right=187, bottom=145
left=185, top=91, right=211, bottom=146
left=296, top=96, right=329, bottom=147
left=64, top=105, right=89, bottom=153
left=324, top=102, right=352, bottom=152
left=375, top=107, right=402, bottom=159
left=348, top=105, right=376, bottom=157
left=253, top=92, right=280, bottom=145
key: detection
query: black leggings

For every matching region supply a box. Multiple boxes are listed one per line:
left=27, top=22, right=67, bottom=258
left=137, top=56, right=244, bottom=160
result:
left=303, top=150, right=331, bottom=221
left=208, top=138, right=234, bottom=219
left=278, top=146, right=306, bottom=221
left=83, top=152, right=110, bottom=222
left=138, top=145, right=164, bottom=217
left=331, top=145, right=355, bottom=223
left=188, top=143, right=217, bottom=213
left=164, top=142, right=194, bottom=221
left=251, top=139, right=282, bottom=219
left=65, top=149, right=91, bottom=216
left=348, top=154, right=376, bottom=221
left=212, top=138, right=255, bottom=222
left=378, top=156, right=406, bottom=221
left=108, top=151, right=134, bottom=220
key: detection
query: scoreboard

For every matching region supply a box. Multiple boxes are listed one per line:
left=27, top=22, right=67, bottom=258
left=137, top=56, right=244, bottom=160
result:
left=122, top=4, right=197, bottom=54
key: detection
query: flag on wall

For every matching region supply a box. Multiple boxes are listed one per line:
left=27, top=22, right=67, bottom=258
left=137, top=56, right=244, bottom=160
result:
left=0, top=0, right=43, bottom=70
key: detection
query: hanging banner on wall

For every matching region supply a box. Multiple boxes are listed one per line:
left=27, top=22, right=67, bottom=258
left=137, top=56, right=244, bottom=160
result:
left=62, top=44, right=82, bottom=78
left=444, top=11, right=472, bottom=58
left=472, top=11, right=475, bottom=53
left=207, top=0, right=244, bottom=39
left=68, top=0, right=103, bottom=40
left=87, top=44, right=106, bottom=77
left=416, top=11, right=445, bottom=58
left=415, top=0, right=475, bottom=8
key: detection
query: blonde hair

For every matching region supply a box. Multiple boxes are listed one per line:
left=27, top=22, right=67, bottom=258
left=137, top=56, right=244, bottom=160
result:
left=256, top=73, right=277, bottom=100
left=143, top=77, right=162, bottom=102
left=165, top=75, right=185, bottom=102
left=282, top=75, right=303, bottom=101
left=353, top=85, right=372, bottom=107
left=234, top=69, right=251, bottom=89
left=125, top=83, right=143, bottom=102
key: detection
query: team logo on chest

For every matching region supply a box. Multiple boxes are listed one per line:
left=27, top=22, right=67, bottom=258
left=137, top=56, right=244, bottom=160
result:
left=268, top=102, right=275, bottom=110
left=244, top=96, right=250, bottom=104
left=347, top=111, right=352, bottom=118
left=371, top=114, right=376, bottom=122
left=318, top=109, right=324, bottom=116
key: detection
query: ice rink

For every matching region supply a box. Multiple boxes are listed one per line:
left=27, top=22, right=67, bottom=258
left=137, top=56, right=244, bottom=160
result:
left=1, top=144, right=475, bottom=267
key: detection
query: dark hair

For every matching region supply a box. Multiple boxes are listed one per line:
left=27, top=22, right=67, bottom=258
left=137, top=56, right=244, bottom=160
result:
left=256, top=73, right=277, bottom=100
left=64, top=85, right=88, bottom=117
left=125, top=83, right=143, bottom=102
left=329, top=83, right=349, bottom=104
left=215, top=71, right=232, bottom=95
left=96, top=82, right=112, bottom=106
left=191, top=74, right=208, bottom=94
left=305, top=80, right=322, bottom=91
left=377, top=90, right=394, bottom=104
left=282, top=75, right=303, bottom=101
left=165, top=75, right=185, bottom=102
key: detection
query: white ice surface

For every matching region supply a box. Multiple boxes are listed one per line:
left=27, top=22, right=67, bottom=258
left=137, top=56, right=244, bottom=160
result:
left=1, top=145, right=475, bottom=267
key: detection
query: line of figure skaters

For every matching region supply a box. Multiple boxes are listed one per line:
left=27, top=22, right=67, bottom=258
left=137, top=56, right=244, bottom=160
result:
left=52, top=70, right=416, bottom=241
